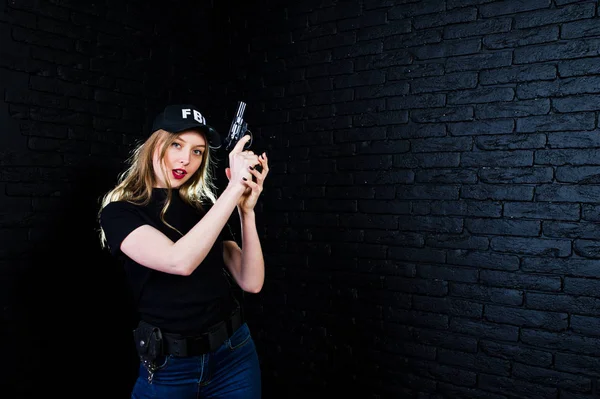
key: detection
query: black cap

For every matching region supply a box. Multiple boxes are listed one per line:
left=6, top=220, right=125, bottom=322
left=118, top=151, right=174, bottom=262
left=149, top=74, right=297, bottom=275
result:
left=151, top=104, right=221, bottom=149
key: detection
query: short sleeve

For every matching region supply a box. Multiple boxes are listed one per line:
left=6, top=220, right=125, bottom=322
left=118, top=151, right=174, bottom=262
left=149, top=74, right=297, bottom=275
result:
left=99, top=201, right=147, bottom=256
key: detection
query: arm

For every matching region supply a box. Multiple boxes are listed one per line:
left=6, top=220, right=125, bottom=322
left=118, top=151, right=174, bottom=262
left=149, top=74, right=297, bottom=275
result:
left=119, top=135, right=258, bottom=276
left=223, top=152, right=269, bottom=293
left=223, top=210, right=264, bottom=293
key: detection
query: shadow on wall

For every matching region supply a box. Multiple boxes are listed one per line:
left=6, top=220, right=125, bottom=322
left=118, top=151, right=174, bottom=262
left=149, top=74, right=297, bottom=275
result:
left=7, top=159, right=139, bottom=398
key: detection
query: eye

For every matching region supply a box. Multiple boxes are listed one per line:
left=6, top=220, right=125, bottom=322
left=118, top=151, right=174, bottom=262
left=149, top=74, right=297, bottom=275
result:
left=172, top=142, right=182, bottom=149
left=193, top=149, right=203, bottom=156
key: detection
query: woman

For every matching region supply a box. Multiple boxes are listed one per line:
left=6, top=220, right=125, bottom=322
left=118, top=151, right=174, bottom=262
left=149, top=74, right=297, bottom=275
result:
left=98, top=103, right=268, bottom=398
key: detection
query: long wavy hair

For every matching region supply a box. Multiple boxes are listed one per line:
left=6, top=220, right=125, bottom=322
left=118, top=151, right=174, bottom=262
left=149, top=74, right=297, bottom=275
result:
left=97, top=128, right=219, bottom=249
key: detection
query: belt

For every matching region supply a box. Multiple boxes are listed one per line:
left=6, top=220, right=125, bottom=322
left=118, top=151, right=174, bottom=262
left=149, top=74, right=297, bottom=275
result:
left=161, top=306, right=244, bottom=357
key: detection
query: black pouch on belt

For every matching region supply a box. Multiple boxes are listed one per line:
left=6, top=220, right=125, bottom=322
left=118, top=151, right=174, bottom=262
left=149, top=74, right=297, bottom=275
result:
left=133, top=321, right=163, bottom=364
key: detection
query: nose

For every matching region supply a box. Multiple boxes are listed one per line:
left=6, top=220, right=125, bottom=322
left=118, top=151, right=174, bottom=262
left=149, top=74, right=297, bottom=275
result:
left=179, top=153, right=190, bottom=166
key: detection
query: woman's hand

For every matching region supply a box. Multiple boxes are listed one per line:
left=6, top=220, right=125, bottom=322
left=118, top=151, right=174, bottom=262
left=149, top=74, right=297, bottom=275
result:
left=226, top=148, right=269, bottom=213
left=227, top=135, right=259, bottom=190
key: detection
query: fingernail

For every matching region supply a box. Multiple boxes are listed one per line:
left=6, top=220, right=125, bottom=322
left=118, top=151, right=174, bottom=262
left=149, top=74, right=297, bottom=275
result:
left=249, top=166, right=254, bottom=170
left=242, top=177, right=247, bottom=181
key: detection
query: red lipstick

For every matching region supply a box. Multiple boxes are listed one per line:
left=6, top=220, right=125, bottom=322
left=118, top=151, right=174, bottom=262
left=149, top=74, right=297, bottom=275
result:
left=172, top=169, right=187, bottom=179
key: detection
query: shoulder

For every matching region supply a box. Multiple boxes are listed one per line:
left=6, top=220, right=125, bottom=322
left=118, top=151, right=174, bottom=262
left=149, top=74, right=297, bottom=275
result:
left=99, top=200, right=144, bottom=224
left=101, top=200, right=139, bottom=215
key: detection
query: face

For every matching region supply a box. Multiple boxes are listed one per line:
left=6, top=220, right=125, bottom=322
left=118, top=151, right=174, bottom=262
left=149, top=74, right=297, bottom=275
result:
left=152, top=130, right=207, bottom=188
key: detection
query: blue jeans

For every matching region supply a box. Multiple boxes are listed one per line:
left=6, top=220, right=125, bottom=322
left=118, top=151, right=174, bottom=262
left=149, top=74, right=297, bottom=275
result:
left=131, top=323, right=261, bottom=399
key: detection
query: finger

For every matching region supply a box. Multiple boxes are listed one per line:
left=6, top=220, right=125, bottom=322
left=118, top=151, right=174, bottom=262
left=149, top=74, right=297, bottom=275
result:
left=225, top=167, right=231, bottom=181
left=230, top=134, right=252, bottom=154
left=247, top=165, right=263, bottom=182
left=258, top=153, right=269, bottom=175
left=241, top=176, right=259, bottom=190
left=246, top=180, right=262, bottom=195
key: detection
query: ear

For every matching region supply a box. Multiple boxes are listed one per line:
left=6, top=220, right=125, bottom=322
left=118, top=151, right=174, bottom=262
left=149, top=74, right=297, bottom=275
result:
left=225, top=167, right=231, bottom=181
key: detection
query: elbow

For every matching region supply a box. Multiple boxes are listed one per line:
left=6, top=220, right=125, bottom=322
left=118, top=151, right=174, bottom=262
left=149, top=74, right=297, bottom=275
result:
left=167, top=263, right=193, bottom=276
left=177, top=266, right=194, bottom=276
left=242, top=281, right=263, bottom=294
left=168, top=255, right=196, bottom=276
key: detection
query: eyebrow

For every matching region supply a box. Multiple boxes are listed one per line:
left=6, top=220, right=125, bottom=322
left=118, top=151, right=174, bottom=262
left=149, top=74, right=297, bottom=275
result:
left=176, top=137, right=206, bottom=148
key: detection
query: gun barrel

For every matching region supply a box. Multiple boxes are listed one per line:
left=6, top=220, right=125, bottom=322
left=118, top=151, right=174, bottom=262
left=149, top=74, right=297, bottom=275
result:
left=235, top=101, right=246, bottom=118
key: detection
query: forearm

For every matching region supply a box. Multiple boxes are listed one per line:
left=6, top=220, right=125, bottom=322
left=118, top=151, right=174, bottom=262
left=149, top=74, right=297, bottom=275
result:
left=237, top=209, right=265, bottom=293
left=172, top=183, right=245, bottom=274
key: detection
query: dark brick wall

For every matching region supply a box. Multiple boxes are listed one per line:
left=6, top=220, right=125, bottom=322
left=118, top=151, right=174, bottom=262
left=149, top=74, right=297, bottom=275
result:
left=228, top=1, right=600, bottom=398
left=3, top=0, right=600, bottom=398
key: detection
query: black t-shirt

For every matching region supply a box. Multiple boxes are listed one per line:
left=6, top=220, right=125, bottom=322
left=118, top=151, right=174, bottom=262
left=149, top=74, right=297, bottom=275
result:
left=99, top=188, right=238, bottom=335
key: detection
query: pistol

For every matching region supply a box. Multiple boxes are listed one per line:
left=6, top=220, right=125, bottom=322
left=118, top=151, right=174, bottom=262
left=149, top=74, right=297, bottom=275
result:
left=224, top=101, right=252, bottom=151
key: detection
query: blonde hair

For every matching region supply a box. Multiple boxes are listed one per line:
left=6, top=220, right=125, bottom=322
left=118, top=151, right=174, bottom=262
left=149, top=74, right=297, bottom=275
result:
left=97, top=129, right=219, bottom=249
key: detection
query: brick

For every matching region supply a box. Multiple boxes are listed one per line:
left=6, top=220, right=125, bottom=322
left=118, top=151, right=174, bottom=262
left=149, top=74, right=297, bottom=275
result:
left=333, top=40, right=383, bottom=59
left=480, top=167, right=553, bottom=184
left=516, top=113, right=595, bottom=132
left=416, top=168, right=477, bottom=184
left=554, top=94, right=600, bottom=112
left=480, top=270, right=562, bottom=291
left=356, top=82, right=409, bottom=99
left=536, top=184, right=600, bottom=203
left=475, top=99, right=550, bottom=119
left=448, top=87, right=514, bottom=104
left=411, top=72, right=478, bottom=94
left=444, top=17, right=512, bottom=39
left=485, top=305, right=568, bottom=332
left=387, top=93, right=445, bottom=110
left=526, top=293, right=600, bottom=317
left=514, top=3, right=596, bottom=30
left=415, top=328, right=478, bottom=353
left=413, top=38, right=481, bottom=60
left=515, top=38, right=600, bottom=63
left=522, top=257, right=600, bottom=277
left=447, top=250, right=519, bottom=271
left=476, top=133, right=546, bottom=150
left=504, top=202, right=580, bottom=221
left=430, top=200, right=502, bottom=218
left=537, top=149, right=600, bottom=166
left=559, top=57, right=600, bottom=77
left=480, top=0, right=550, bottom=17
left=413, top=8, right=477, bottom=29
left=481, top=64, right=556, bottom=85
left=556, top=166, right=600, bottom=183
left=544, top=221, right=600, bottom=240
left=573, top=240, right=600, bottom=259
left=438, top=348, right=511, bottom=376
left=388, top=63, right=444, bottom=80
left=461, top=150, right=533, bottom=167
left=388, top=0, right=445, bottom=19
left=517, top=76, right=600, bottom=99
left=355, top=50, right=412, bottom=71
left=411, top=106, right=473, bottom=123
left=480, top=340, right=553, bottom=367
left=446, top=51, right=512, bottom=73
left=562, top=18, right=600, bottom=39
left=413, top=296, right=482, bottom=318
left=357, top=20, right=411, bottom=41
left=448, top=119, right=514, bottom=136
left=417, top=263, right=480, bottom=282
left=478, top=373, right=558, bottom=399
left=555, top=352, right=600, bottom=379
left=383, top=30, right=442, bottom=50
left=461, top=184, right=534, bottom=201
